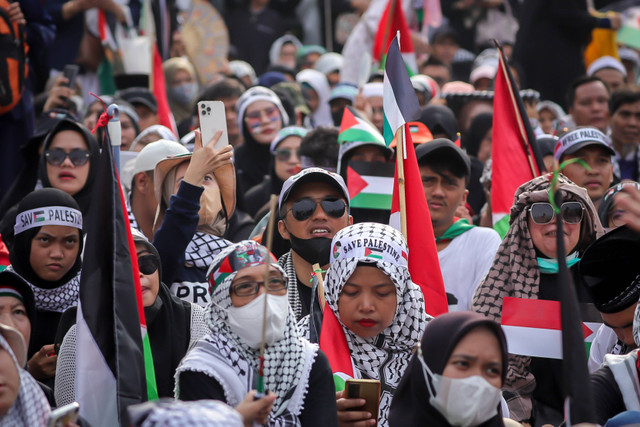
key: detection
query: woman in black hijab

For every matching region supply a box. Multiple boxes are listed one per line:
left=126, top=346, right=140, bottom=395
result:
left=389, top=311, right=508, bottom=427
left=8, top=188, right=84, bottom=382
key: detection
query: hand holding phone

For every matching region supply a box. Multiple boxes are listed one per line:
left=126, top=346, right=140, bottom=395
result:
left=48, top=402, right=79, bottom=427
left=198, top=101, right=229, bottom=149
left=344, top=379, right=380, bottom=423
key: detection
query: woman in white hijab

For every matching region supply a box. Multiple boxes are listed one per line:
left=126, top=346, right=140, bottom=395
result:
left=296, top=69, right=333, bottom=127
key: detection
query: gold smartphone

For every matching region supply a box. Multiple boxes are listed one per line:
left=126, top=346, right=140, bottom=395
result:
left=345, top=379, right=381, bottom=423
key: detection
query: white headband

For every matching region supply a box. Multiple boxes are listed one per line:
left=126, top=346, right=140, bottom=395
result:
left=14, top=206, right=83, bottom=235
left=331, top=235, right=408, bottom=267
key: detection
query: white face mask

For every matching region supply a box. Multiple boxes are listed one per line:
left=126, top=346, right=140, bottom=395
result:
left=417, top=348, right=502, bottom=427
left=227, top=293, right=289, bottom=349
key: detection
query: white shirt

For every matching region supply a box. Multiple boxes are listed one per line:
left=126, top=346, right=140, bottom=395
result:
left=588, top=324, right=625, bottom=373
left=438, top=226, right=502, bottom=311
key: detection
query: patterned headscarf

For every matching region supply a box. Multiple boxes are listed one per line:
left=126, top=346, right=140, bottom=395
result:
left=470, top=174, right=603, bottom=419
left=325, top=223, right=427, bottom=426
left=0, top=330, right=50, bottom=425
left=202, top=241, right=307, bottom=417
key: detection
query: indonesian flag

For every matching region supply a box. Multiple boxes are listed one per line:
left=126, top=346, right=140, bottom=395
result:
left=382, top=34, right=421, bottom=146
left=347, top=162, right=394, bottom=210
left=501, top=297, right=601, bottom=359
left=491, top=46, right=544, bottom=238
left=373, top=1, right=417, bottom=74
left=75, top=121, right=158, bottom=426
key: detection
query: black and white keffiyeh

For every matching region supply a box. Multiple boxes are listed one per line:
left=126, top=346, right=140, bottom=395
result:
left=0, top=334, right=50, bottom=425
left=6, top=265, right=80, bottom=313
left=131, top=399, right=243, bottom=426
left=278, top=251, right=303, bottom=321
left=177, top=242, right=317, bottom=425
left=184, top=232, right=231, bottom=269
left=325, top=223, right=428, bottom=426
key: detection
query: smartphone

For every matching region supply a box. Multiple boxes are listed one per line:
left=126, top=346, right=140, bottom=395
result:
left=62, top=64, right=79, bottom=89
left=48, top=402, right=79, bottom=427
left=198, top=100, right=229, bottom=149
left=345, top=379, right=380, bottom=422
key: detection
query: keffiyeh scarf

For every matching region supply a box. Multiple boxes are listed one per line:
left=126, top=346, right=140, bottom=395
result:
left=325, top=223, right=428, bottom=426
left=0, top=334, right=50, bottom=425
left=6, top=265, right=80, bottom=312
left=184, top=232, right=231, bottom=269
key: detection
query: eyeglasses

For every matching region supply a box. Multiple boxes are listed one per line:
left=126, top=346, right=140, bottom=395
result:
left=274, top=148, right=301, bottom=162
left=287, top=198, right=347, bottom=221
left=138, top=255, right=159, bottom=275
left=230, top=277, right=287, bottom=297
left=528, top=202, right=584, bottom=225
left=45, top=149, right=90, bottom=167
left=245, top=106, right=279, bottom=121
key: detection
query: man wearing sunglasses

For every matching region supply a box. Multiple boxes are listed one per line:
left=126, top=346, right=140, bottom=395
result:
left=416, top=139, right=501, bottom=312
left=277, top=168, right=353, bottom=321
left=556, top=127, right=615, bottom=209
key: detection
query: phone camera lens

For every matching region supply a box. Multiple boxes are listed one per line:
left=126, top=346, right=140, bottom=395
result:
left=206, top=107, right=211, bottom=112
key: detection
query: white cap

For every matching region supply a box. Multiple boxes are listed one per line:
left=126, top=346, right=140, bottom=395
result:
left=132, top=139, right=190, bottom=176
left=587, top=56, right=627, bottom=77
left=314, top=52, right=344, bottom=75
left=362, top=82, right=383, bottom=99
left=470, top=64, right=497, bottom=84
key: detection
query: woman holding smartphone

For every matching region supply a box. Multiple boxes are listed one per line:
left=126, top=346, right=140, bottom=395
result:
left=322, top=222, right=428, bottom=427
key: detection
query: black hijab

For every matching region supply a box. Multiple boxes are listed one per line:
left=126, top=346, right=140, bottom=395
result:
left=38, top=119, right=101, bottom=223
left=389, top=312, right=508, bottom=427
left=9, top=188, right=84, bottom=289
left=463, top=112, right=493, bottom=159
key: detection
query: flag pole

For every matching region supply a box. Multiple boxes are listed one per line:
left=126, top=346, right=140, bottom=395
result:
left=495, top=41, right=538, bottom=178
left=107, top=104, right=121, bottom=172
left=379, top=0, right=397, bottom=68
left=395, top=126, right=408, bottom=238
left=312, top=263, right=326, bottom=313
left=258, top=195, right=278, bottom=395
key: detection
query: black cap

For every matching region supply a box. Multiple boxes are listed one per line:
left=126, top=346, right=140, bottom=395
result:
left=418, top=105, right=458, bottom=140
left=116, top=87, right=158, bottom=113
left=580, top=226, right=640, bottom=313
left=415, top=138, right=471, bottom=176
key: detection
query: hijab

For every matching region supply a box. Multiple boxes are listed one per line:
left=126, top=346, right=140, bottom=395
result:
left=296, top=69, right=332, bottom=127
left=269, top=35, right=302, bottom=67
left=38, top=119, right=101, bottom=223
left=163, top=57, right=199, bottom=124
left=325, top=223, right=427, bottom=426
left=190, top=241, right=308, bottom=416
left=9, top=188, right=84, bottom=309
left=389, top=312, right=507, bottom=427
left=463, top=112, right=492, bottom=159
left=0, top=326, right=50, bottom=425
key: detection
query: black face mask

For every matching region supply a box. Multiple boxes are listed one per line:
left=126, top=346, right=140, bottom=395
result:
left=332, top=109, right=344, bottom=127
left=288, top=234, right=332, bottom=266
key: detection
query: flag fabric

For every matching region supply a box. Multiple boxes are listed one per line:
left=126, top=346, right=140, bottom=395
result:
left=617, top=7, right=640, bottom=49
left=491, top=45, right=544, bottom=238
left=319, top=305, right=354, bottom=391
left=501, top=297, right=601, bottom=359
left=372, top=0, right=417, bottom=73
left=339, top=106, right=385, bottom=146
left=75, top=121, right=157, bottom=426
left=382, top=34, right=421, bottom=146
left=389, top=126, right=448, bottom=317
left=346, top=162, right=394, bottom=210
left=151, top=44, right=177, bottom=134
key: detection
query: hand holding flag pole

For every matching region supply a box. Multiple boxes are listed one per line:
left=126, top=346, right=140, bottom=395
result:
left=258, top=195, right=278, bottom=396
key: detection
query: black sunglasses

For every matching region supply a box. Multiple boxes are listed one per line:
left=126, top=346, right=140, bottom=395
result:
left=45, top=149, right=90, bottom=167
left=287, top=198, right=347, bottom=221
left=529, top=202, right=584, bottom=225
left=138, top=254, right=159, bottom=275
left=274, top=148, right=300, bottom=162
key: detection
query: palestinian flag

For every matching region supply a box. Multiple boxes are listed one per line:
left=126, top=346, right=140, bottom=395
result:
left=339, top=106, right=385, bottom=146
left=372, top=0, right=417, bottom=73
left=33, top=211, right=45, bottom=222
left=501, top=297, right=602, bottom=359
left=75, top=118, right=157, bottom=426
left=319, top=306, right=354, bottom=391
left=617, top=7, right=640, bottom=49
left=347, top=161, right=394, bottom=210
left=491, top=45, right=544, bottom=238
left=382, top=34, right=421, bottom=146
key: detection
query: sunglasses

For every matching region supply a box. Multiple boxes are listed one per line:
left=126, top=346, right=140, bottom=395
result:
left=528, top=202, right=584, bottom=225
left=138, top=254, right=159, bottom=275
left=45, top=149, right=90, bottom=167
left=274, top=148, right=300, bottom=162
left=287, top=198, right=347, bottom=221
left=245, top=106, right=279, bottom=121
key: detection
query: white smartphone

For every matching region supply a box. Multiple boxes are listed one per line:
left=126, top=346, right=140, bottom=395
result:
left=198, top=100, right=229, bottom=149
left=48, top=402, right=80, bottom=427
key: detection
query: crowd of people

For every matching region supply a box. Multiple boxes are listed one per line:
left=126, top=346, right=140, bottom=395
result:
left=1, top=0, right=640, bottom=425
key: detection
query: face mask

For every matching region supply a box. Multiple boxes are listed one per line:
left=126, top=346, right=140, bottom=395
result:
left=171, top=81, right=198, bottom=104
left=418, top=348, right=501, bottom=427
left=198, top=184, right=224, bottom=234
left=227, top=293, right=289, bottom=349
left=288, top=234, right=332, bottom=266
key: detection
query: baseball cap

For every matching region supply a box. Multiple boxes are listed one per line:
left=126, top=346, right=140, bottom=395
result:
left=415, top=138, right=471, bottom=176
left=116, top=87, right=158, bottom=113
left=278, top=167, right=350, bottom=212
left=580, top=226, right=640, bottom=313
left=554, top=127, right=615, bottom=161
left=132, top=139, right=190, bottom=176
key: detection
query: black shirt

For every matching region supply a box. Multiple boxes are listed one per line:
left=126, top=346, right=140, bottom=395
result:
left=297, top=278, right=312, bottom=319
left=591, top=366, right=625, bottom=425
